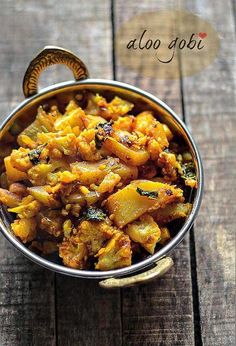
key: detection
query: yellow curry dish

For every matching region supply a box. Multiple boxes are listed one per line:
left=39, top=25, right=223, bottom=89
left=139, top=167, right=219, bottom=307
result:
left=0, top=93, right=197, bottom=271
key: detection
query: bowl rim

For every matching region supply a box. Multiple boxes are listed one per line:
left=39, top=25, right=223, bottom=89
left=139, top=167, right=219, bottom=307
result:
left=0, top=78, right=204, bottom=279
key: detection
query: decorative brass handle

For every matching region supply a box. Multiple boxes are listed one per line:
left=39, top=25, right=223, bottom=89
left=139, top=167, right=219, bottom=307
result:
left=23, top=46, right=89, bottom=98
left=99, top=257, right=174, bottom=289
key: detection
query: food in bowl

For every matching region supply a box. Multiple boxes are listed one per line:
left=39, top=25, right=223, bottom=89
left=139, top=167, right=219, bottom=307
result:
left=0, top=92, right=197, bottom=270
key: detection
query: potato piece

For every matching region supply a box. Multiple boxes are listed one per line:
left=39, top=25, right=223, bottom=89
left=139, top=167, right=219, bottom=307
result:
left=95, top=231, right=131, bottom=270
left=63, top=190, right=100, bottom=207
left=103, top=137, right=149, bottom=166
left=59, top=236, right=88, bottom=269
left=78, top=219, right=114, bottom=255
left=84, top=191, right=101, bottom=206
left=71, top=160, right=108, bottom=185
left=151, top=202, right=192, bottom=225
left=159, top=227, right=171, bottom=245
left=125, top=214, right=161, bottom=254
left=0, top=188, right=21, bottom=207
left=106, top=180, right=183, bottom=228
left=71, top=157, right=138, bottom=185
left=4, top=156, right=27, bottom=182
left=106, top=158, right=138, bottom=181
left=11, top=217, right=36, bottom=243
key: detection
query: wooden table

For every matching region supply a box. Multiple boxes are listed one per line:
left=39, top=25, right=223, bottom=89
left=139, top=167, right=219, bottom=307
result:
left=0, top=1, right=235, bottom=345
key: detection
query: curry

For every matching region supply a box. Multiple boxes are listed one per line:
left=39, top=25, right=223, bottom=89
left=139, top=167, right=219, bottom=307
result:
left=0, top=92, right=197, bottom=270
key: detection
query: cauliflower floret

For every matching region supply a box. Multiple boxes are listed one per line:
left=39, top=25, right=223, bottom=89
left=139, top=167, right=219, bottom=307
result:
left=49, top=133, right=78, bottom=156
left=9, top=147, right=32, bottom=172
left=157, top=151, right=182, bottom=181
left=54, top=104, right=84, bottom=132
left=78, top=219, right=114, bottom=255
left=125, top=214, right=161, bottom=254
left=133, top=111, right=156, bottom=133
left=59, top=236, right=88, bottom=269
left=28, top=163, right=55, bottom=186
left=81, top=114, right=106, bottom=129
left=8, top=195, right=41, bottom=218
left=77, top=129, right=102, bottom=161
left=147, top=138, right=163, bottom=160
left=113, top=116, right=135, bottom=132
left=107, top=96, right=133, bottom=120
left=95, top=231, right=132, bottom=270
left=17, top=105, right=59, bottom=144
left=85, top=93, right=133, bottom=120
left=11, top=217, right=36, bottom=243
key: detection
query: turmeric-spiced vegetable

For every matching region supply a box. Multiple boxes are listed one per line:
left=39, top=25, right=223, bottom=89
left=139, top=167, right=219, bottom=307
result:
left=0, top=92, right=197, bottom=270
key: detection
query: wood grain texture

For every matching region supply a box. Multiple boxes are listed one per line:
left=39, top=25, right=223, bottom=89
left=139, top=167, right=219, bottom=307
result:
left=56, top=276, right=122, bottom=346
left=114, top=1, right=195, bottom=345
left=178, top=0, right=236, bottom=345
left=0, top=242, right=55, bottom=346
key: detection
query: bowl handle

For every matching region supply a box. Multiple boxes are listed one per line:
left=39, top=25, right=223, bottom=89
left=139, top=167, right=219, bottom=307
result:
left=23, top=46, right=89, bottom=98
left=99, top=257, right=174, bottom=289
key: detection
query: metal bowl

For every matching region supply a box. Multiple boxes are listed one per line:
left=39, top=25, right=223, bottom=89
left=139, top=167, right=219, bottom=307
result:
left=0, top=46, right=203, bottom=288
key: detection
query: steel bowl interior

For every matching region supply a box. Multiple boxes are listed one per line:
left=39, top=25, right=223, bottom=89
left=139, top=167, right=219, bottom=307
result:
left=0, top=79, right=204, bottom=279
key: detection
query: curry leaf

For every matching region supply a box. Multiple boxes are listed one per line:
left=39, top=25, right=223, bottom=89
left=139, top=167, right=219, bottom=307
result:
left=136, top=187, right=159, bottom=199
left=181, top=162, right=196, bottom=180
left=83, top=206, right=106, bottom=222
left=28, top=144, right=46, bottom=165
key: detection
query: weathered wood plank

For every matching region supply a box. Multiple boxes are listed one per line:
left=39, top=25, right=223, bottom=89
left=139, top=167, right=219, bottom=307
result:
left=0, top=246, right=55, bottom=346
left=56, top=276, right=122, bottom=346
left=114, top=1, right=195, bottom=345
left=0, top=1, right=63, bottom=345
left=179, top=0, right=236, bottom=345
left=55, top=2, right=122, bottom=346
